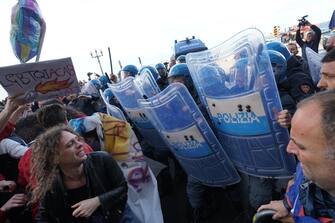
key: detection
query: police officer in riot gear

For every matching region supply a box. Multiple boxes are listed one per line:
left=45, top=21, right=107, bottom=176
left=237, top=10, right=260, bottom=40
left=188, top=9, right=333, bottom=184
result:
left=155, top=63, right=169, bottom=90
left=266, top=42, right=315, bottom=102
left=120, top=64, right=138, bottom=80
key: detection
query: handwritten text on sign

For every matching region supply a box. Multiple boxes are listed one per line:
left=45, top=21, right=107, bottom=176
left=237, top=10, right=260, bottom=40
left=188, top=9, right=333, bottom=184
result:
left=0, top=57, right=80, bottom=102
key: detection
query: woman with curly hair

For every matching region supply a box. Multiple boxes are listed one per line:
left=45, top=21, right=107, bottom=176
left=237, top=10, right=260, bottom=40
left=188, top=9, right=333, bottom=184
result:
left=30, top=124, right=128, bottom=223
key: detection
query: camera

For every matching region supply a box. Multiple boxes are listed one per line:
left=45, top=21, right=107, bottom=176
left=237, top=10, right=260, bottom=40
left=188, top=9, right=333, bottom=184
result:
left=298, top=15, right=308, bottom=27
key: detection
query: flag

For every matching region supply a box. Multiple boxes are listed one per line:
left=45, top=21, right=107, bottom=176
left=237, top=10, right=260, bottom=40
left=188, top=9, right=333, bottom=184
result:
left=329, top=10, right=335, bottom=30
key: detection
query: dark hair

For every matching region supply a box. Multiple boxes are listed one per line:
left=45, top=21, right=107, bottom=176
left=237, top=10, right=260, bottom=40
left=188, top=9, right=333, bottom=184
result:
left=64, top=106, right=85, bottom=120
left=15, top=113, right=44, bottom=143
left=37, top=104, right=67, bottom=129
left=321, top=48, right=335, bottom=63
left=39, top=98, right=63, bottom=107
left=297, top=90, right=335, bottom=153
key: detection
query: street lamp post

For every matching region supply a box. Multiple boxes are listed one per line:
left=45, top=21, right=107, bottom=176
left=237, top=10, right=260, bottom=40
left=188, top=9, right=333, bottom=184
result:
left=90, top=49, right=104, bottom=75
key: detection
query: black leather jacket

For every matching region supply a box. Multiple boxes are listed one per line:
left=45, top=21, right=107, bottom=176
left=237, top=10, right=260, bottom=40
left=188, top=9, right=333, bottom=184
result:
left=36, top=152, right=128, bottom=223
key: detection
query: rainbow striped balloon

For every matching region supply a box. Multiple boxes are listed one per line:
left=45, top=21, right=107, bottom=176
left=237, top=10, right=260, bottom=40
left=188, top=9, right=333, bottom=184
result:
left=10, top=0, right=46, bottom=63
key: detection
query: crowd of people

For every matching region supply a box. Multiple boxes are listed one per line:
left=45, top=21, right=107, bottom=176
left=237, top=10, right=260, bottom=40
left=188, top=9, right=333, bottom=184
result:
left=1, top=17, right=335, bottom=223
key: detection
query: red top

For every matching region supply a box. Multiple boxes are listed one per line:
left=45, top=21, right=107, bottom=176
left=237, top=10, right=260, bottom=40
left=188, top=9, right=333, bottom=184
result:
left=0, top=122, right=15, bottom=141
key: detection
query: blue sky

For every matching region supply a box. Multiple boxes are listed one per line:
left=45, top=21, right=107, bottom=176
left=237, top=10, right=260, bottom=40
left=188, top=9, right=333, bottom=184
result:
left=0, top=0, right=333, bottom=99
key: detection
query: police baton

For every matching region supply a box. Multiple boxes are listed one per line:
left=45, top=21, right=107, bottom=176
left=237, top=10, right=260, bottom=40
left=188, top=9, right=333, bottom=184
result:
left=138, top=57, right=142, bottom=67
left=108, top=47, right=114, bottom=75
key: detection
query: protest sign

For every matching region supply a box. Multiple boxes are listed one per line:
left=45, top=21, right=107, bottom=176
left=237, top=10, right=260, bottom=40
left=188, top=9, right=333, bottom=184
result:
left=0, top=57, right=80, bottom=102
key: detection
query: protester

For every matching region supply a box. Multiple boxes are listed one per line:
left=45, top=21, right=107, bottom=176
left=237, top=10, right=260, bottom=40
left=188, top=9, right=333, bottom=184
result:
left=30, top=125, right=128, bottom=222
left=18, top=103, right=93, bottom=188
left=287, top=41, right=311, bottom=81
left=324, top=35, right=335, bottom=52
left=0, top=97, right=28, bottom=140
left=296, top=19, right=321, bottom=60
left=0, top=194, right=28, bottom=221
left=258, top=90, right=335, bottom=222
left=317, top=48, right=335, bottom=91
left=0, top=102, right=30, bottom=159
left=0, top=138, right=28, bottom=159
left=287, top=42, right=300, bottom=59
left=14, top=114, right=44, bottom=145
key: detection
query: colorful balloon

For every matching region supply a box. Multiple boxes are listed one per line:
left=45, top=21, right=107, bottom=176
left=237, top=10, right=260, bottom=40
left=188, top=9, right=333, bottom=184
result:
left=10, top=0, right=46, bottom=63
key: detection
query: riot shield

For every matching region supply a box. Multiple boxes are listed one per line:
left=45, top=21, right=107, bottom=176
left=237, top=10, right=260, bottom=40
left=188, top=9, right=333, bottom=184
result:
left=135, top=67, right=161, bottom=98
left=139, top=83, right=240, bottom=186
left=186, top=28, right=296, bottom=178
left=107, top=78, right=168, bottom=152
left=305, top=47, right=322, bottom=85
left=100, top=89, right=127, bottom=121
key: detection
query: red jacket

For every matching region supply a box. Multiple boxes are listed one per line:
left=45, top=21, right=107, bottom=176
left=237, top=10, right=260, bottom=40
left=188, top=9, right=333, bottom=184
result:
left=0, top=122, right=15, bottom=141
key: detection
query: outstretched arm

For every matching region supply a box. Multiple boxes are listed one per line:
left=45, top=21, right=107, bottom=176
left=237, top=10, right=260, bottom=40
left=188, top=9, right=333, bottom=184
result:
left=295, top=28, right=304, bottom=48
left=310, top=24, right=322, bottom=42
left=0, top=97, right=19, bottom=133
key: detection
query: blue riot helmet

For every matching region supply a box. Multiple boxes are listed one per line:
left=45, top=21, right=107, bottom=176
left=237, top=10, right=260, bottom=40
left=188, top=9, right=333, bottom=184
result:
left=168, top=63, right=198, bottom=99
left=266, top=42, right=292, bottom=61
left=168, top=63, right=193, bottom=89
left=155, top=63, right=166, bottom=70
left=267, top=50, right=287, bottom=84
left=168, top=63, right=192, bottom=85
left=155, top=63, right=167, bottom=78
left=139, top=65, right=160, bottom=80
left=103, top=88, right=115, bottom=105
left=80, top=79, right=101, bottom=98
left=176, top=55, right=186, bottom=63
left=99, top=75, right=110, bottom=90
left=90, top=79, right=102, bottom=90
left=121, top=64, right=138, bottom=79
left=198, top=65, right=227, bottom=95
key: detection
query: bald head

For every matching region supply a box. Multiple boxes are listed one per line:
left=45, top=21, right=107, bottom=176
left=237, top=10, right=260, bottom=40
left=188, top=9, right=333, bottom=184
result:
left=297, top=90, right=335, bottom=150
